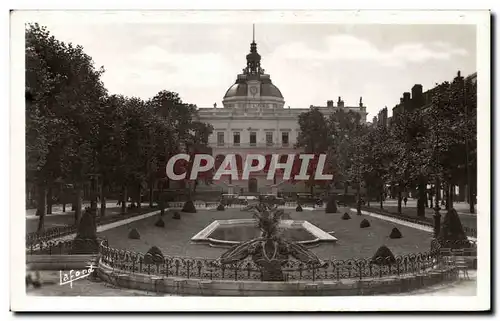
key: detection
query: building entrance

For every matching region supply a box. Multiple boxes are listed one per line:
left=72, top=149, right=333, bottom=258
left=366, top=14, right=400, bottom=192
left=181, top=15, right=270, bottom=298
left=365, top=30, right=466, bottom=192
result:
left=248, top=178, right=258, bottom=193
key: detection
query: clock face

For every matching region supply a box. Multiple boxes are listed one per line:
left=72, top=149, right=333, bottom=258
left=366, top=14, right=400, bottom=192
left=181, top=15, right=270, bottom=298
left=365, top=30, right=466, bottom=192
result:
left=250, top=86, right=258, bottom=95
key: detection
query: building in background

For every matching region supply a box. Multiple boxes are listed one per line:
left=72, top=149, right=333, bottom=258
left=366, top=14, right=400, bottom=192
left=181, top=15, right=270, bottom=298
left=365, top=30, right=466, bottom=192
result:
left=196, top=33, right=367, bottom=195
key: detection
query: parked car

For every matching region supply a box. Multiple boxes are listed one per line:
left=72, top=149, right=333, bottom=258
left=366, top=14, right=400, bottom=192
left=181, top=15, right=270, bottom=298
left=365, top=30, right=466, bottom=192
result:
left=220, top=194, right=239, bottom=206
left=236, top=195, right=259, bottom=205
left=336, top=194, right=365, bottom=206
left=296, top=193, right=322, bottom=206
left=260, top=194, right=286, bottom=206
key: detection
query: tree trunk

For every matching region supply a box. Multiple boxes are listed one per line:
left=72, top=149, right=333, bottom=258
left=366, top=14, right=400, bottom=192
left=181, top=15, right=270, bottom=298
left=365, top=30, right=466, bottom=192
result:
left=458, top=183, right=465, bottom=202
left=468, top=184, right=475, bottom=213
left=46, top=185, right=53, bottom=215
left=36, top=183, right=47, bottom=232
left=74, top=185, right=82, bottom=225
left=149, top=178, right=154, bottom=208
left=380, top=184, right=384, bottom=209
left=100, top=179, right=106, bottom=217
left=417, top=181, right=426, bottom=217
left=159, top=180, right=165, bottom=215
left=443, top=182, right=449, bottom=209
left=397, top=185, right=402, bottom=214
left=137, top=183, right=141, bottom=210
left=90, top=177, right=98, bottom=215
left=448, top=183, right=454, bottom=210
left=356, top=184, right=361, bottom=215
left=121, top=185, right=127, bottom=214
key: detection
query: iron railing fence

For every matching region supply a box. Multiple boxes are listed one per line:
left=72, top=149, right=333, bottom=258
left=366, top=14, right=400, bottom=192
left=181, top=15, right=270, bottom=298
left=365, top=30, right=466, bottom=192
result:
left=26, top=207, right=158, bottom=247
left=97, top=240, right=466, bottom=282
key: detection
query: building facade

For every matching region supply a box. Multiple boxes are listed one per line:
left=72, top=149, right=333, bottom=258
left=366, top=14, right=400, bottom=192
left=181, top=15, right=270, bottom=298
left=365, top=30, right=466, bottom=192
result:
left=196, top=36, right=367, bottom=194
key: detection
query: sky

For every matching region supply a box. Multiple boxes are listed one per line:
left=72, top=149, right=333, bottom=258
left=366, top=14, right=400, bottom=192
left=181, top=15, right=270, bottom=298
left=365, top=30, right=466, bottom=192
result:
left=26, top=18, right=477, bottom=119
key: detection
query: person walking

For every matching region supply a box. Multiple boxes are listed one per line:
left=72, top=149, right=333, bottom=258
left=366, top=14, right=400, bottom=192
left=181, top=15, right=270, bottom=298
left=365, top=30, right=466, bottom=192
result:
left=403, top=196, right=408, bottom=207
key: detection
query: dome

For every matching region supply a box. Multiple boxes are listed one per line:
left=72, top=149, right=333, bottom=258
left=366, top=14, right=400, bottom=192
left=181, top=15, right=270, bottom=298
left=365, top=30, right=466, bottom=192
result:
left=223, top=82, right=284, bottom=99
left=224, top=83, right=247, bottom=98
left=261, top=83, right=283, bottom=98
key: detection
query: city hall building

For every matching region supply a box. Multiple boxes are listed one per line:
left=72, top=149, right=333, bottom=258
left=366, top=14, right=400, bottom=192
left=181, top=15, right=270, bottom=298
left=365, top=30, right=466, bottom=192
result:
left=195, top=36, right=367, bottom=195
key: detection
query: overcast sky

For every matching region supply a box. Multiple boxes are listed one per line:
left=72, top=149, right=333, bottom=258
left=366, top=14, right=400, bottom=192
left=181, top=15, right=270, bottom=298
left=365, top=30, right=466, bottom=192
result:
left=27, top=20, right=476, bottom=119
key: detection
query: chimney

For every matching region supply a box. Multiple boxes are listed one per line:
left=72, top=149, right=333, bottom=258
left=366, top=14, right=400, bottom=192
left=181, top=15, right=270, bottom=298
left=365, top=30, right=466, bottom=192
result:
left=338, top=96, right=344, bottom=108
left=327, top=100, right=334, bottom=108
left=403, top=92, right=411, bottom=102
left=411, top=84, right=423, bottom=100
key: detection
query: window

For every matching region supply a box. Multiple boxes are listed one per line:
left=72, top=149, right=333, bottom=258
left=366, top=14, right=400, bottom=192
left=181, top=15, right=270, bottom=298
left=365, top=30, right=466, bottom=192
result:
left=266, top=132, right=273, bottom=146
left=217, top=132, right=224, bottom=146
left=233, top=132, right=240, bottom=146
left=250, top=132, right=257, bottom=146
left=282, top=132, right=289, bottom=146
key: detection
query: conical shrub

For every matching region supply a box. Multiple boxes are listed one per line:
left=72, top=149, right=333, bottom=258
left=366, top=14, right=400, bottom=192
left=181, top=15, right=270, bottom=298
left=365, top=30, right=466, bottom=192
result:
left=75, top=210, right=97, bottom=240
left=296, top=204, right=303, bottom=212
left=154, top=216, right=165, bottom=228
left=217, top=203, right=225, bottom=211
left=341, top=212, right=351, bottom=220
left=128, top=228, right=141, bottom=239
left=181, top=200, right=197, bottom=213
left=144, top=246, right=164, bottom=265
left=360, top=219, right=370, bottom=228
left=325, top=195, right=337, bottom=213
left=439, top=208, right=468, bottom=242
left=71, top=210, right=98, bottom=254
left=389, top=227, right=402, bottom=239
left=371, top=245, right=396, bottom=265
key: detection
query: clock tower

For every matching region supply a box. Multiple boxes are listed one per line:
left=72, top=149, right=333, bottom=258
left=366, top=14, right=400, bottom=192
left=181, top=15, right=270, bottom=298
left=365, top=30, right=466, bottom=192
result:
left=222, top=25, right=285, bottom=109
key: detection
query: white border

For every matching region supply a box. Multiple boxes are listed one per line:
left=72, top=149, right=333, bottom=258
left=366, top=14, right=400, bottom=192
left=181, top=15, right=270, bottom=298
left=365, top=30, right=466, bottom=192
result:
left=191, top=219, right=337, bottom=245
left=9, top=9, right=491, bottom=312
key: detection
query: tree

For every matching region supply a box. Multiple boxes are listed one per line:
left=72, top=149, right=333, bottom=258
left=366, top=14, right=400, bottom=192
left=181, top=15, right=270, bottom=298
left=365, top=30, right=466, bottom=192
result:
left=425, top=78, right=476, bottom=212
left=26, top=23, right=107, bottom=231
left=327, top=109, right=365, bottom=196
left=385, top=109, right=430, bottom=215
left=359, top=125, right=391, bottom=209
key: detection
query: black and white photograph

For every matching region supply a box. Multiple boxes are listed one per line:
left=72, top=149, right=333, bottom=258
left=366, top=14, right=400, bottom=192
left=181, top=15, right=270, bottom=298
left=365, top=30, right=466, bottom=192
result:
left=9, top=9, right=491, bottom=312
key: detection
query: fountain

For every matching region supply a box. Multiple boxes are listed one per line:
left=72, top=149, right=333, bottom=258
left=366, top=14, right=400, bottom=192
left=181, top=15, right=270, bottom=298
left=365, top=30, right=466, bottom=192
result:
left=192, top=203, right=335, bottom=281
left=191, top=206, right=337, bottom=248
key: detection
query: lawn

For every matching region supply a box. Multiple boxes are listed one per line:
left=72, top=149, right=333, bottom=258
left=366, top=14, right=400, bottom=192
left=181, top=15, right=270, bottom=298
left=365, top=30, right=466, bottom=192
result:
left=98, top=206, right=434, bottom=261
left=364, top=204, right=477, bottom=230
left=26, top=207, right=154, bottom=234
